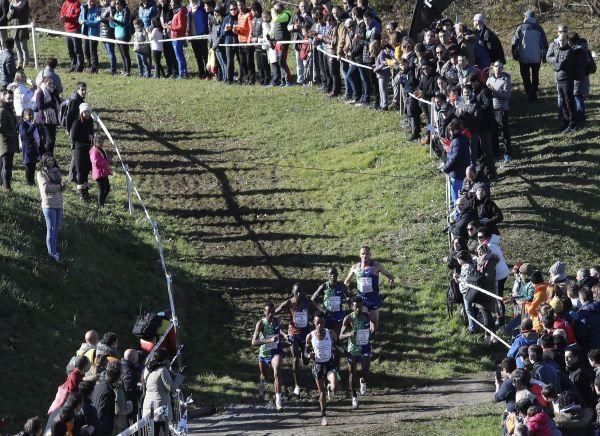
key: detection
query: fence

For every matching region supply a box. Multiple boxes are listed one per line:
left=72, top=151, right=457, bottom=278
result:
left=117, top=405, right=166, bottom=436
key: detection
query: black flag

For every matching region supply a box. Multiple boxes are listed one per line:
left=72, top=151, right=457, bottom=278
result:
left=409, top=0, right=456, bottom=40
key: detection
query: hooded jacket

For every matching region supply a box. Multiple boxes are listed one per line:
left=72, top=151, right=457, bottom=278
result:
left=486, top=71, right=512, bottom=111
left=526, top=411, right=552, bottom=436
left=443, top=131, right=470, bottom=181
left=507, top=330, right=538, bottom=359
left=511, top=16, right=548, bottom=64
left=546, top=38, right=575, bottom=82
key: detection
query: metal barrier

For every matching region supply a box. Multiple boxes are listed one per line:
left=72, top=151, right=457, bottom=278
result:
left=117, top=405, right=166, bottom=436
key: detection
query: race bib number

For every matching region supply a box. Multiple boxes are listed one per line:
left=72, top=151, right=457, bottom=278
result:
left=326, top=296, right=341, bottom=312
left=359, top=277, right=373, bottom=293
left=315, top=345, right=332, bottom=362
left=294, top=311, right=308, bottom=328
left=263, top=335, right=278, bottom=350
left=355, top=328, right=370, bottom=346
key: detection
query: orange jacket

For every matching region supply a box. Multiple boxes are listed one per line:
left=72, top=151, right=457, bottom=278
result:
left=526, top=282, right=548, bottom=319
left=233, top=11, right=253, bottom=43
left=171, top=8, right=187, bottom=39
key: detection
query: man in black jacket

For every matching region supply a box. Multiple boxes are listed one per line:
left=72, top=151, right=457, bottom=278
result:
left=0, top=0, right=9, bottom=49
left=121, top=349, right=142, bottom=424
left=0, top=89, right=17, bottom=191
left=468, top=72, right=497, bottom=179
left=92, top=366, right=120, bottom=436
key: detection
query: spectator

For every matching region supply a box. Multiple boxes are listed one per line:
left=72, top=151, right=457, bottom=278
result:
left=250, top=2, right=268, bottom=85
left=137, top=0, right=157, bottom=30
left=157, top=0, right=177, bottom=77
left=233, top=0, right=253, bottom=84
left=456, top=50, right=476, bottom=87
left=511, top=10, right=547, bottom=103
left=477, top=227, right=509, bottom=319
left=449, top=196, right=477, bottom=239
left=69, top=102, right=94, bottom=201
left=0, top=37, right=16, bottom=88
left=455, top=84, right=480, bottom=166
left=564, top=344, right=595, bottom=408
left=18, top=108, right=46, bottom=186
left=431, top=92, right=455, bottom=157
left=271, top=2, right=293, bottom=86
left=414, top=61, right=437, bottom=143
left=471, top=13, right=505, bottom=70
left=89, top=134, right=111, bottom=207
left=494, top=357, right=517, bottom=409
left=589, top=349, right=600, bottom=378
left=188, top=0, right=209, bottom=79
left=111, top=360, right=133, bottom=433
left=132, top=18, right=151, bottom=78
left=546, top=25, right=577, bottom=133
left=67, top=330, right=98, bottom=375
left=60, top=0, right=84, bottom=72
left=465, top=221, right=479, bottom=254
left=554, top=390, right=594, bottom=435
left=525, top=271, right=549, bottom=322
left=548, top=260, right=568, bottom=285
left=0, top=88, right=16, bottom=191
left=508, top=318, right=538, bottom=361
left=567, top=31, right=592, bottom=126
left=149, top=17, right=165, bottom=78
left=473, top=185, right=503, bottom=236
left=142, top=349, right=176, bottom=436
left=120, top=349, right=140, bottom=425
left=36, top=153, right=67, bottom=262
left=169, top=0, right=188, bottom=79
left=526, top=406, right=553, bottom=435
left=468, top=72, right=497, bottom=179
left=575, top=268, right=599, bottom=292
left=290, top=1, right=312, bottom=86
left=8, top=70, right=33, bottom=123
left=91, top=365, right=120, bottom=436
left=460, top=165, right=490, bottom=200
left=111, top=0, right=133, bottom=76
left=65, top=82, right=87, bottom=134
left=75, top=381, right=98, bottom=435
left=591, top=266, right=599, bottom=280
left=49, top=356, right=90, bottom=415
left=35, top=58, right=63, bottom=96
left=84, top=353, right=108, bottom=383
left=486, top=61, right=513, bottom=163
left=529, top=344, right=561, bottom=390
left=9, top=0, right=29, bottom=69
left=18, top=416, right=42, bottom=436
left=442, top=119, right=471, bottom=203
left=96, top=331, right=119, bottom=361
left=455, top=22, right=475, bottom=65
left=573, top=287, right=600, bottom=352
left=79, top=0, right=101, bottom=73
left=222, top=1, right=239, bottom=84
left=210, top=4, right=226, bottom=81
left=99, top=0, right=117, bottom=75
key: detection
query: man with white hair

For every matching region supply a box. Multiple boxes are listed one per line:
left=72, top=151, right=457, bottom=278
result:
left=472, top=13, right=505, bottom=70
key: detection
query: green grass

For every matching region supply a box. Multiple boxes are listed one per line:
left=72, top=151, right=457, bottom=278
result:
left=0, top=33, right=598, bottom=431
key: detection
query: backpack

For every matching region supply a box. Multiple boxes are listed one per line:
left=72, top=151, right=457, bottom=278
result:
left=586, top=49, right=597, bottom=75
left=132, top=312, right=162, bottom=340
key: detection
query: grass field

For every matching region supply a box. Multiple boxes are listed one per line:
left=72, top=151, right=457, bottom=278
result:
left=0, top=33, right=598, bottom=432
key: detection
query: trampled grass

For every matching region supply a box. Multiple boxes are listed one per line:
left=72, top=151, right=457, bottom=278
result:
left=0, top=34, right=598, bottom=430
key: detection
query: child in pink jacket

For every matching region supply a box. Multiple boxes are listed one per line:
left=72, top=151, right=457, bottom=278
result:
left=89, top=134, right=112, bottom=207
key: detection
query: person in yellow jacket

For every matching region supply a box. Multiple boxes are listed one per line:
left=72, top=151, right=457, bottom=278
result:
left=525, top=271, right=548, bottom=325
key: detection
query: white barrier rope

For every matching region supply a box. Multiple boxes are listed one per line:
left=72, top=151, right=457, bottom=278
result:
left=94, top=113, right=178, bottom=329
left=0, top=24, right=31, bottom=30
left=316, top=45, right=373, bottom=70
left=467, top=315, right=510, bottom=348
left=117, top=405, right=167, bottom=436
left=459, top=279, right=503, bottom=301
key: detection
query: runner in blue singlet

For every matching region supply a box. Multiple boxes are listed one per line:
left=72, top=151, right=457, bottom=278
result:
left=344, top=245, right=395, bottom=333
left=311, top=267, right=350, bottom=335
left=251, top=302, right=284, bottom=410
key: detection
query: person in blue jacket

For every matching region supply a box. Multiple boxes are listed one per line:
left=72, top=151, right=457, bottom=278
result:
left=442, top=119, right=470, bottom=204
left=188, top=0, right=209, bottom=78
left=138, top=0, right=157, bottom=29
left=79, top=0, right=101, bottom=73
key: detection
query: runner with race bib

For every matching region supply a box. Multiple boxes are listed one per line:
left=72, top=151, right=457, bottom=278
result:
left=311, top=267, right=349, bottom=335
left=344, top=245, right=395, bottom=333
left=305, top=312, right=339, bottom=427
left=251, top=302, right=285, bottom=410
left=340, top=297, right=373, bottom=409
left=275, top=283, right=320, bottom=396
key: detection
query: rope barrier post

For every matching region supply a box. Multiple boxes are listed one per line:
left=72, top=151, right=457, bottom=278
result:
left=148, top=404, right=154, bottom=436
left=429, top=98, right=434, bottom=158
left=31, top=21, right=39, bottom=71
left=166, top=273, right=177, bottom=331
left=124, top=165, right=134, bottom=215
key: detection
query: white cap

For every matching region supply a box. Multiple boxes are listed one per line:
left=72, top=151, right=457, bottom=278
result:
left=473, top=13, right=485, bottom=24
left=79, top=103, right=91, bottom=114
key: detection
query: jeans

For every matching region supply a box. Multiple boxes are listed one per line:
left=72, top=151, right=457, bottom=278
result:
left=342, top=63, right=360, bottom=99
left=15, top=38, right=29, bottom=66
left=66, top=35, right=84, bottom=71
left=254, top=48, right=270, bottom=85
left=42, top=207, right=63, bottom=256
left=84, top=39, right=99, bottom=72
left=136, top=52, right=151, bottom=77
left=225, top=46, right=238, bottom=83
left=494, top=110, right=512, bottom=157
left=190, top=39, right=208, bottom=78
left=329, top=58, right=341, bottom=95
left=295, top=48, right=305, bottom=84
left=377, top=77, right=389, bottom=109
left=276, top=44, right=291, bottom=83
left=103, top=42, right=117, bottom=74
left=215, top=48, right=227, bottom=81
left=358, top=66, right=371, bottom=102
left=117, top=43, right=131, bottom=74
left=172, top=40, right=188, bottom=77
left=574, top=94, right=586, bottom=124
left=163, top=38, right=177, bottom=75
left=0, top=152, right=14, bottom=189
left=449, top=177, right=463, bottom=204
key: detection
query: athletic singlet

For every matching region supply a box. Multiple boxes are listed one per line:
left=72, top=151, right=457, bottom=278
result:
left=323, top=281, right=345, bottom=314
left=348, top=312, right=371, bottom=356
left=259, top=317, right=281, bottom=358
left=354, top=261, right=380, bottom=297
left=310, top=328, right=333, bottom=363
left=288, top=298, right=309, bottom=337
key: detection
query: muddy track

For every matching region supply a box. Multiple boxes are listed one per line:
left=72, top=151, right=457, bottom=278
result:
left=188, top=374, right=494, bottom=435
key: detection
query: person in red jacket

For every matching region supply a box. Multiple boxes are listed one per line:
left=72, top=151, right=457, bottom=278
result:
left=233, top=0, right=254, bottom=84
left=169, top=0, right=188, bottom=78
left=60, top=0, right=85, bottom=72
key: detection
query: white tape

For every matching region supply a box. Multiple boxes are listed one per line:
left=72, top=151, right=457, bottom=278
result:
left=408, top=92, right=433, bottom=105
left=144, top=322, right=175, bottom=365
left=467, top=315, right=510, bottom=348
left=116, top=406, right=167, bottom=436
left=459, top=280, right=503, bottom=301
left=0, top=24, right=32, bottom=30
left=317, top=45, right=373, bottom=70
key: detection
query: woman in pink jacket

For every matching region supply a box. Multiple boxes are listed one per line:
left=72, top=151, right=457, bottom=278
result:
left=89, top=134, right=111, bottom=207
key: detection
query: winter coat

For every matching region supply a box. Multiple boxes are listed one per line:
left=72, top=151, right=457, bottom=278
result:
left=99, top=5, right=115, bottom=38
left=475, top=86, right=496, bottom=130
left=511, top=17, right=548, bottom=64
left=138, top=4, right=157, bottom=29
left=120, top=359, right=139, bottom=397
left=210, top=18, right=224, bottom=49
left=133, top=29, right=150, bottom=55
left=457, top=64, right=476, bottom=87
left=70, top=117, right=94, bottom=150
left=75, top=397, right=99, bottom=433
left=566, top=363, right=595, bottom=408
left=91, top=375, right=116, bottom=436
left=18, top=120, right=45, bottom=164
left=114, top=382, right=133, bottom=433
left=8, top=82, right=33, bottom=117
left=440, top=59, right=459, bottom=85
left=35, top=67, right=63, bottom=95
left=449, top=206, right=478, bottom=240
left=110, top=7, right=132, bottom=41
left=221, top=14, right=238, bottom=45
left=475, top=196, right=503, bottom=235
left=0, top=48, right=16, bottom=87
left=60, top=0, right=81, bottom=33
left=79, top=5, right=101, bottom=37
left=142, top=366, right=175, bottom=420
left=37, top=166, right=64, bottom=209
left=443, top=132, right=470, bottom=180
left=507, top=330, right=538, bottom=359
left=8, top=0, right=30, bottom=40
left=554, top=405, right=594, bottom=436
left=474, top=25, right=505, bottom=68
left=573, top=301, right=600, bottom=351
left=373, top=50, right=392, bottom=80
left=486, top=234, right=510, bottom=281
left=476, top=252, right=498, bottom=294
left=547, top=39, right=575, bottom=82
left=233, top=10, right=252, bottom=43
left=90, top=146, right=111, bottom=180
left=170, top=7, right=187, bottom=39
left=417, top=71, right=438, bottom=102
left=531, top=361, right=561, bottom=392
left=486, top=72, right=512, bottom=111
left=290, top=11, right=313, bottom=50
left=525, top=282, right=549, bottom=319
left=0, top=101, right=17, bottom=155
left=272, top=8, right=291, bottom=41
left=434, top=103, right=455, bottom=139
left=527, top=411, right=552, bottom=436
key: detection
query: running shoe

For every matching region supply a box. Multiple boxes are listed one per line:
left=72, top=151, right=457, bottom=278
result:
left=258, top=381, right=265, bottom=397
left=503, top=154, right=511, bottom=164
left=321, top=416, right=328, bottom=426
left=360, top=379, right=367, bottom=395
left=275, top=398, right=283, bottom=411
left=352, top=397, right=358, bottom=409
left=293, top=385, right=301, bottom=396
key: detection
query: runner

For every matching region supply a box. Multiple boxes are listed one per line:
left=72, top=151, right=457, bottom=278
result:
left=251, top=302, right=284, bottom=410
left=340, top=296, right=373, bottom=409
left=344, top=245, right=395, bottom=333
left=311, top=267, right=349, bottom=335
left=305, top=312, right=339, bottom=427
left=275, top=282, right=320, bottom=396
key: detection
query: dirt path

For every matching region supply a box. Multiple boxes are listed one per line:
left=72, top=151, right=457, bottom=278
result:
left=188, top=373, right=494, bottom=435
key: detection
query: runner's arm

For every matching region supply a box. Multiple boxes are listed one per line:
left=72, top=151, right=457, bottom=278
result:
left=251, top=321, right=265, bottom=347
left=274, top=300, right=288, bottom=315
left=343, top=265, right=355, bottom=287
left=339, top=316, right=352, bottom=340
left=375, top=262, right=395, bottom=288
left=311, top=284, right=325, bottom=304
left=304, top=333, right=314, bottom=360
